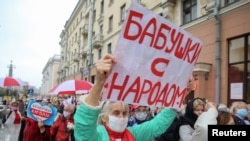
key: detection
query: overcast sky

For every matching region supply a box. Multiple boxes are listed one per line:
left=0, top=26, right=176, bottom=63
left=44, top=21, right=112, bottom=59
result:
left=0, top=0, right=78, bottom=88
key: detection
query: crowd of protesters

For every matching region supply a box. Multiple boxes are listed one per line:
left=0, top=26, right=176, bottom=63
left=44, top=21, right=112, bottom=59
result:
left=0, top=54, right=250, bottom=141
left=0, top=94, right=77, bottom=141
left=73, top=54, right=250, bottom=141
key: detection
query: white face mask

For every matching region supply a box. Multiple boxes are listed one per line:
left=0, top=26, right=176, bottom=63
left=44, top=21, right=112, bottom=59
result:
left=63, top=111, right=71, bottom=117
left=108, top=115, right=128, bottom=133
left=134, top=112, right=148, bottom=121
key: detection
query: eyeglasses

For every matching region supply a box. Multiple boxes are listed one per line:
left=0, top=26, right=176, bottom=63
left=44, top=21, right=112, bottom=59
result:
left=134, top=109, right=148, bottom=113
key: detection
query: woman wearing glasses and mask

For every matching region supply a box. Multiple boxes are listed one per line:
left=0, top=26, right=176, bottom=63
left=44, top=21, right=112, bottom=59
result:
left=127, top=105, right=153, bottom=127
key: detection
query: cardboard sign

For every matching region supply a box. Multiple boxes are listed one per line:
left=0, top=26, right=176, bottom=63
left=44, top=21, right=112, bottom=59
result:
left=27, top=100, right=57, bottom=126
left=101, top=2, right=202, bottom=109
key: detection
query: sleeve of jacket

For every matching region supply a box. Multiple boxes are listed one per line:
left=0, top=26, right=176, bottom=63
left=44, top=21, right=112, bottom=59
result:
left=40, top=125, right=51, bottom=141
left=50, top=117, right=59, bottom=137
left=128, top=108, right=177, bottom=141
left=192, top=108, right=218, bottom=141
left=74, top=95, right=102, bottom=141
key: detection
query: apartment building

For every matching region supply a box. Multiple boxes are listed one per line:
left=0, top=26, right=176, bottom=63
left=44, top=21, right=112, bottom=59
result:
left=40, top=54, right=61, bottom=95
left=57, top=0, right=250, bottom=105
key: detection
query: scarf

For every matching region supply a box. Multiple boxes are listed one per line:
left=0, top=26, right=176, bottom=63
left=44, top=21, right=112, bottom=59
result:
left=14, top=110, right=21, bottom=124
left=104, top=123, right=135, bottom=141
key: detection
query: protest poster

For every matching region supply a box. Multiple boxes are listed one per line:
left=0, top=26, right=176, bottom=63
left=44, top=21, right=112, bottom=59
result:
left=26, top=100, right=57, bottom=126
left=101, top=2, right=203, bottom=109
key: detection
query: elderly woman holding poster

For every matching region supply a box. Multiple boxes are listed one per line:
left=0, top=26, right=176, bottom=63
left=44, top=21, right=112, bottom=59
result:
left=74, top=54, right=177, bottom=141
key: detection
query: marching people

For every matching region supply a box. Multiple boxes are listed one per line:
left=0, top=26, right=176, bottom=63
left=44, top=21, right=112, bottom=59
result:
left=155, top=104, right=186, bottom=141
left=217, top=110, right=236, bottom=125
left=229, top=100, right=250, bottom=125
left=22, top=98, right=51, bottom=141
left=5, top=98, right=21, bottom=125
left=173, top=97, right=206, bottom=141
left=17, top=93, right=27, bottom=141
left=190, top=101, right=218, bottom=141
left=184, top=101, right=239, bottom=141
left=50, top=97, right=75, bottom=141
left=5, top=98, right=22, bottom=140
left=74, top=54, right=177, bottom=141
left=156, top=75, right=194, bottom=141
left=0, top=103, right=6, bottom=129
left=18, top=93, right=26, bottom=117
left=127, top=104, right=153, bottom=127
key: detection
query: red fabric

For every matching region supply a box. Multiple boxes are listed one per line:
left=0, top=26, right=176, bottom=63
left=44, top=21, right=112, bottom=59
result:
left=131, top=105, right=140, bottom=111
left=23, top=117, right=51, bottom=141
left=13, top=110, right=21, bottom=124
left=0, top=76, right=23, bottom=86
left=104, top=123, right=135, bottom=141
left=49, top=79, right=93, bottom=94
left=50, top=115, right=74, bottom=141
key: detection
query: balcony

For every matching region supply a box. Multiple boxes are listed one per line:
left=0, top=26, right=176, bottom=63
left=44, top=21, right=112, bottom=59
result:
left=82, top=24, right=88, bottom=36
left=92, top=34, right=103, bottom=49
left=73, top=53, right=80, bottom=62
left=81, top=46, right=88, bottom=58
left=63, top=61, right=70, bottom=69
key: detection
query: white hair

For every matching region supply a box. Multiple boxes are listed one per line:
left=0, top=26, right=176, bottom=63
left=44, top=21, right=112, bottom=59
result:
left=97, top=101, right=129, bottom=125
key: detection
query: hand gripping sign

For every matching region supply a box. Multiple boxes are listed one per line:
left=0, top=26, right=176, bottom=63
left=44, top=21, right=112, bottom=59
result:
left=27, top=100, right=57, bottom=126
left=101, top=2, right=203, bottom=109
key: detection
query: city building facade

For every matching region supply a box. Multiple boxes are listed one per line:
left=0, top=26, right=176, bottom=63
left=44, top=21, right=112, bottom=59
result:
left=40, top=54, right=61, bottom=95
left=56, top=0, right=250, bottom=105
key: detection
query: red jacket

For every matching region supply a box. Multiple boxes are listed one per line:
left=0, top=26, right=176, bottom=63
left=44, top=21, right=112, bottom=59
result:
left=23, top=117, right=51, bottom=141
left=50, top=115, right=74, bottom=141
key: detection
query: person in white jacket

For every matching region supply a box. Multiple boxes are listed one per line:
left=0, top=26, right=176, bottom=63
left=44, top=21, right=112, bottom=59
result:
left=192, top=102, right=218, bottom=141
left=174, top=97, right=207, bottom=141
left=5, top=98, right=21, bottom=141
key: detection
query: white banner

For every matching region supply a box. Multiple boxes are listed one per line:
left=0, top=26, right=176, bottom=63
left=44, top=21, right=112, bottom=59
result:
left=101, top=2, right=203, bottom=109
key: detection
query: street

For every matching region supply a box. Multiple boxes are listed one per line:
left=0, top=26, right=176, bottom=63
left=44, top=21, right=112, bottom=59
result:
left=0, top=124, right=20, bottom=141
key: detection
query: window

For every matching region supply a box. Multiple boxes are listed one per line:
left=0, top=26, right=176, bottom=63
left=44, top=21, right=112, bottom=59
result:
left=91, top=75, right=95, bottom=84
left=121, top=4, right=126, bottom=22
left=107, top=43, right=112, bottom=54
left=183, top=0, right=197, bottom=24
left=100, top=24, right=103, bottom=35
left=93, top=10, right=96, bottom=21
left=101, top=0, right=104, bottom=14
left=228, top=34, right=250, bottom=102
left=74, top=65, right=76, bottom=73
left=109, top=16, right=113, bottom=32
left=86, top=60, right=89, bottom=67
left=98, top=49, right=102, bottom=59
